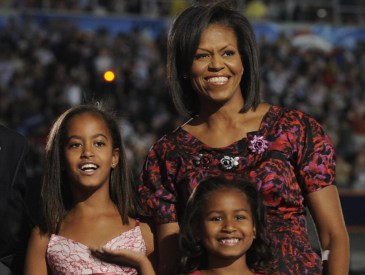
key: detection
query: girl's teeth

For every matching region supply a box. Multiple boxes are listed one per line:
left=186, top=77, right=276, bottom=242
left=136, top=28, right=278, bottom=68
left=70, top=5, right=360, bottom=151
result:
left=81, top=164, right=97, bottom=170
left=220, top=238, right=239, bottom=244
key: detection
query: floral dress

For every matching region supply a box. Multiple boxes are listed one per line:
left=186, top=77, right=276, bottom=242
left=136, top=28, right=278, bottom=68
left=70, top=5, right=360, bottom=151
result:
left=137, top=105, right=336, bottom=275
left=47, top=224, right=146, bottom=275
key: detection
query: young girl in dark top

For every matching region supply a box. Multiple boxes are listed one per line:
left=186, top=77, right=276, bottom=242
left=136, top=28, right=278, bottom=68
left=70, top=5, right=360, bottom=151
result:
left=178, top=177, right=272, bottom=275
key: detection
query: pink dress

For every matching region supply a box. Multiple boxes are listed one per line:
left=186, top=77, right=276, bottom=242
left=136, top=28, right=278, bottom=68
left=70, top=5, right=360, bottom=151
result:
left=47, top=225, right=146, bottom=275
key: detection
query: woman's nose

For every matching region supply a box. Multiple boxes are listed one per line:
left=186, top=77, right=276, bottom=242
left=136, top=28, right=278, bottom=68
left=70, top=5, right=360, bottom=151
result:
left=209, top=55, right=225, bottom=71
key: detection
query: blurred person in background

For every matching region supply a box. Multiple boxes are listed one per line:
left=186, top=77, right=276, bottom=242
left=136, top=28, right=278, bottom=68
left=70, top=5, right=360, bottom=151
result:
left=351, top=146, right=365, bottom=190
left=0, top=124, right=35, bottom=275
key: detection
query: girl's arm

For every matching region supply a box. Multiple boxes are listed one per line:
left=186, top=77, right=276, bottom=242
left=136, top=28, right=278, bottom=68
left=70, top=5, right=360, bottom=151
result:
left=24, top=226, right=50, bottom=275
left=306, top=185, right=350, bottom=275
left=140, top=219, right=157, bottom=271
left=92, top=222, right=180, bottom=275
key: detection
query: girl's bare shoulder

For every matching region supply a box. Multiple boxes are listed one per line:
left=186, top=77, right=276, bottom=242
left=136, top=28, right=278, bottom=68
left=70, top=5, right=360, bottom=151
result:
left=29, top=225, right=50, bottom=243
left=137, top=217, right=156, bottom=263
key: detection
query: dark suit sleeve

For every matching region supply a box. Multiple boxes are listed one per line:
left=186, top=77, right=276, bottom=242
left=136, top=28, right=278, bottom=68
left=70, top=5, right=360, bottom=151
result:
left=0, top=126, right=35, bottom=275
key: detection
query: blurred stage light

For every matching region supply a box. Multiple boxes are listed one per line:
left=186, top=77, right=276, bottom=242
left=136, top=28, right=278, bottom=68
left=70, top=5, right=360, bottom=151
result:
left=317, top=8, right=327, bottom=19
left=103, top=70, right=115, bottom=82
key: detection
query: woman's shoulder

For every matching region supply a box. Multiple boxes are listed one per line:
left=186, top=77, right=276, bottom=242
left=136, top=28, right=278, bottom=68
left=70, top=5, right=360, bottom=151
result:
left=150, top=126, right=184, bottom=146
left=147, top=122, right=193, bottom=155
left=268, top=105, right=319, bottom=126
left=278, top=105, right=316, bottom=120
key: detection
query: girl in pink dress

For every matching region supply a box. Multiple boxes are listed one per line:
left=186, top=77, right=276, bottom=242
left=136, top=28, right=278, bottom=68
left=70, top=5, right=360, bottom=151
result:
left=177, top=177, right=272, bottom=275
left=24, top=104, right=155, bottom=275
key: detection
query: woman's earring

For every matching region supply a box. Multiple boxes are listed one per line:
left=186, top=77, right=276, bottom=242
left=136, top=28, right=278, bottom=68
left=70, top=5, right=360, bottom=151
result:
left=183, top=74, right=188, bottom=79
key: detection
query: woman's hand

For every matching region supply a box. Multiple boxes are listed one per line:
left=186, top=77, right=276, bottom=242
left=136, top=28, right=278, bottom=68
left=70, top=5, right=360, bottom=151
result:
left=91, top=247, right=156, bottom=275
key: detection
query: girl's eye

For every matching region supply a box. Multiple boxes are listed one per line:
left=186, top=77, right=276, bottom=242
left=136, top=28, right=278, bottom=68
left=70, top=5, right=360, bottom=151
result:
left=69, top=143, right=81, bottom=148
left=235, top=215, right=248, bottom=221
left=223, top=50, right=235, bottom=57
left=95, top=141, right=106, bottom=147
left=210, top=216, right=223, bottom=222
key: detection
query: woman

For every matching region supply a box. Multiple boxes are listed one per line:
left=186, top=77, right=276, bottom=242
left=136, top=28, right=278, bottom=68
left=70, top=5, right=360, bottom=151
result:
left=137, top=1, right=349, bottom=274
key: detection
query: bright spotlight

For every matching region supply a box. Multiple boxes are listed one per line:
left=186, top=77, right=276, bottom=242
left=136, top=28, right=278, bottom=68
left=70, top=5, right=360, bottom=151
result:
left=103, top=70, right=115, bottom=82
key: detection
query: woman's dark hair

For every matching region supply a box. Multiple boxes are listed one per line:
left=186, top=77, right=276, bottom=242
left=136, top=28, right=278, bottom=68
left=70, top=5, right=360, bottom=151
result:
left=179, top=176, right=272, bottom=273
left=41, top=103, right=143, bottom=233
left=167, top=1, right=260, bottom=118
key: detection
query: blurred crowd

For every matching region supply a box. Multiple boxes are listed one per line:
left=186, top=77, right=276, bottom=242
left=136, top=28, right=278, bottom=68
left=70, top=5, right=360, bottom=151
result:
left=0, top=10, right=364, bottom=190
left=2, top=0, right=365, bottom=24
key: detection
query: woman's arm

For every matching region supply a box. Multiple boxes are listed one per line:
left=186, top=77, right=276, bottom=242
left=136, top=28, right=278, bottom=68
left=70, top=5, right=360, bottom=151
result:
left=306, top=185, right=350, bottom=275
left=157, top=222, right=180, bottom=275
left=24, top=226, right=49, bottom=275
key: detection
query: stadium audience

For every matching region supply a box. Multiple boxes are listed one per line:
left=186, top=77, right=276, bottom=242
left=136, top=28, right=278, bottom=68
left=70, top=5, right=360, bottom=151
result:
left=0, top=11, right=364, bottom=190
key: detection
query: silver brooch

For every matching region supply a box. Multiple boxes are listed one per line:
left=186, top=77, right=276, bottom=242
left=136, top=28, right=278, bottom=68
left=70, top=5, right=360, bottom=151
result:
left=248, top=135, right=269, bottom=153
left=220, top=156, right=240, bottom=170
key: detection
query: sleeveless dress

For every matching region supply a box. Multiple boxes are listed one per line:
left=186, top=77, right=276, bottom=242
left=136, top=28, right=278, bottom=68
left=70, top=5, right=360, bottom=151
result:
left=138, top=106, right=335, bottom=274
left=47, top=223, right=146, bottom=275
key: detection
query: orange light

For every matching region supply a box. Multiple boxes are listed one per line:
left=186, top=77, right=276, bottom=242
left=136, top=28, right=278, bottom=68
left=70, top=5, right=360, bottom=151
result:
left=103, top=70, right=115, bottom=82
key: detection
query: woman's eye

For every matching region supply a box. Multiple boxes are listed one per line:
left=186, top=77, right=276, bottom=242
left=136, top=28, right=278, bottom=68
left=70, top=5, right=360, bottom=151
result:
left=195, top=53, right=209, bottom=60
left=223, top=50, right=235, bottom=57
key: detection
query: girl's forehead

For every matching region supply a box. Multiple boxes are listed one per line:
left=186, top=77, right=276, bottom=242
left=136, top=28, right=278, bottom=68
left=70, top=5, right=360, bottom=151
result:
left=203, top=187, right=249, bottom=204
left=68, top=112, right=103, bottom=126
left=206, top=186, right=244, bottom=196
left=66, top=112, right=110, bottom=136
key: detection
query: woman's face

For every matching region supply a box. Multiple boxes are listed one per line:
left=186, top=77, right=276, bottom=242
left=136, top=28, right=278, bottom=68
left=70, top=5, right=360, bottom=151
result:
left=63, top=112, right=119, bottom=194
left=190, top=23, right=244, bottom=107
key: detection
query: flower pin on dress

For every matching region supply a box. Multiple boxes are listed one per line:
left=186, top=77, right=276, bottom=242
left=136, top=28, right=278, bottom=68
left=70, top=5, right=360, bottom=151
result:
left=248, top=135, right=269, bottom=153
left=220, top=156, right=240, bottom=170
left=193, top=153, right=212, bottom=169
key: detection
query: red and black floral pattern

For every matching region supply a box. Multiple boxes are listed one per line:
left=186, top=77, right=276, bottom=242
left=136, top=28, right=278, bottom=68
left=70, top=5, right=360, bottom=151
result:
left=137, top=105, right=336, bottom=274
